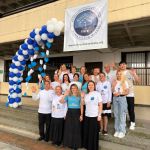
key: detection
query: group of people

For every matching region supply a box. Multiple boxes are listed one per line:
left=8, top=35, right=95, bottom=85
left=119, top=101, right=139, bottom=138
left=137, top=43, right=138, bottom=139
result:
left=31, top=61, right=139, bottom=150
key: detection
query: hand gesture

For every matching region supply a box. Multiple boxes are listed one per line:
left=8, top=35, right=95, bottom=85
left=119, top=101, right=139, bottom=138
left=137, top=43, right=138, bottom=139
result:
left=64, top=90, right=70, bottom=97
left=31, top=86, right=37, bottom=93
left=130, top=68, right=136, bottom=76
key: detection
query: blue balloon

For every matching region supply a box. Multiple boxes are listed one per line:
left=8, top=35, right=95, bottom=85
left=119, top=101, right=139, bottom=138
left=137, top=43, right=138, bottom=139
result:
left=47, top=32, right=55, bottom=39
left=9, top=80, right=15, bottom=85
left=9, top=98, right=15, bottom=104
left=15, top=88, right=21, bottom=93
left=41, top=72, right=46, bottom=77
left=18, top=49, right=23, bottom=55
left=38, top=67, right=43, bottom=72
left=39, top=30, right=43, bottom=35
left=9, top=88, right=15, bottom=93
left=10, top=63, right=17, bottom=69
left=21, top=43, right=28, bottom=50
left=20, top=60, right=26, bottom=66
left=46, top=42, right=51, bottom=48
left=28, top=49, right=34, bottom=55
left=16, top=73, right=21, bottom=78
left=25, top=76, right=32, bottom=82
left=28, top=64, right=32, bottom=69
left=34, top=47, right=39, bottom=51
left=40, top=52, right=46, bottom=57
left=23, top=55, right=29, bottom=60
left=33, top=41, right=38, bottom=48
left=15, top=97, right=21, bottom=103
left=13, top=56, right=18, bottom=61
left=30, top=30, right=36, bottom=38
left=18, top=66, right=24, bottom=71
left=9, top=72, right=15, bottom=78
left=27, top=38, right=34, bottom=45
left=23, top=92, right=27, bottom=96
left=41, top=25, right=48, bottom=33
left=44, top=57, right=49, bottom=63
left=31, top=61, right=37, bottom=67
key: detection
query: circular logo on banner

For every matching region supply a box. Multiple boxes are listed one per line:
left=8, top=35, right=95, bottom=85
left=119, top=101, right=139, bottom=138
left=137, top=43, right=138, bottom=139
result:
left=71, top=7, right=102, bottom=40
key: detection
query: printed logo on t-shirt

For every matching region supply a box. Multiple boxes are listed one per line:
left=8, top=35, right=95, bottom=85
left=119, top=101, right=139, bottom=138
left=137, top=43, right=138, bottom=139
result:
left=90, top=97, right=94, bottom=101
left=104, top=85, right=107, bottom=89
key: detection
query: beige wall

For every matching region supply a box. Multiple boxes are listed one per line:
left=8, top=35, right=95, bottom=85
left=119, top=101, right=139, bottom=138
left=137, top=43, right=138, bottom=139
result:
left=0, top=0, right=150, bottom=43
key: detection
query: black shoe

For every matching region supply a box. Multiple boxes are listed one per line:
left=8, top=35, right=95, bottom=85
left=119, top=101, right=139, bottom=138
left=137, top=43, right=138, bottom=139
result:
left=103, top=130, right=108, bottom=135
left=38, top=137, right=44, bottom=141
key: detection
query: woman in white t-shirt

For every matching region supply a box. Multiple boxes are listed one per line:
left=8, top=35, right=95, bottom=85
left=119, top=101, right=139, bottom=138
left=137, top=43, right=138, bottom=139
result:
left=82, top=80, right=102, bottom=150
left=49, top=86, right=67, bottom=146
left=61, top=74, right=70, bottom=94
left=112, top=70, right=129, bottom=139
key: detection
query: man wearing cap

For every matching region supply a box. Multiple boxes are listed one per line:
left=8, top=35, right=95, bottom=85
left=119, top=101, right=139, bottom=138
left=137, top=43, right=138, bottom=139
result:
left=119, top=60, right=140, bottom=130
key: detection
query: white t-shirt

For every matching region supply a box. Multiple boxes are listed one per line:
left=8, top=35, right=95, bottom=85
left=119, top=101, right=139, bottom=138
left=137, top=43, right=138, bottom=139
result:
left=61, top=83, right=70, bottom=94
left=51, top=81, right=60, bottom=90
left=59, top=71, right=69, bottom=81
left=32, top=89, right=54, bottom=114
left=122, top=70, right=134, bottom=97
left=113, top=80, right=129, bottom=94
left=104, top=70, right=117, bottom=84
left=51, top=94, right=67, bottom=118
left=69, top=73, right=74, bottom=82
left=90, top=75, right=100, bottom=83
left=96, top=80, right=112, bottom=103
left=84, top=91, right=102, bottom=117
left=69, top=81, right=82, bottom=90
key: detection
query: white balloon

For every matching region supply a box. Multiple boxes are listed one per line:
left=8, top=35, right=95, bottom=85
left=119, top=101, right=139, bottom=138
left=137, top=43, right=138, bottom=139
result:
left=9, top=68, right=13, bottom=72
left=41, top=33, right=48, bottom=40
left=28, top=44, right=33, bottom=50
left=47, top=24, right=54, bottom=33
left=17, top=93, right=22, bottom=97
left=18, top=55, right=24, bottom=61
left=9, top=85, right=13, bottom=89
left=41, top=45, right=45, bottom=49
left=22, top=50, right=28, bottom=55
left=35, top=34, right=41, bottom=42
left=47, top=38, right=53, bottom=43
left=18, top=102, right=22, bottom=106
left=14, top=61, right=21, bottom=66
left=47, top=20, right=52, bottom=26
left=37, top=41, right=44, bottom=46
left=13, top=102, right=18, bottom=108
left=58, top=21, right=64, bottom=30
left=35, top=28, right=40, bottom=34
left=19, top=77, right=23, bottom=81
left=13, top=77, right=18, bottom=82
left=51, top=18, right=58, bottom=23
left=54, top=24, right=62, bottom=32
left=46, top=50, right=49, bottom=56
left=43, top=64, right=46, bottom=70
left=11, top=93, right=17, bottom=98
left=40, top=59, right=43, bottom=65
left=9, top=77, right=13, bottom=80
left=17, top=85, right=22, bottom=88
left=30, top=57, right=34, bottom=62
left=54, top=31, right=61, bottom=36
left=29, top=69, right=34, bottom=74
left=24, top=39, right=28, bottom=44
left=33, top=54, right=38, bottom=59
left=19, top=45, right=23, bottom=50
left=13, top=68, right=19, bottom=74
left=9, top=104, right=13, bottom=107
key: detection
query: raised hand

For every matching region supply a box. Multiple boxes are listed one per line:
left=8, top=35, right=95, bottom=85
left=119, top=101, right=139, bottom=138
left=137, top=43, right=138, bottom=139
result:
left=31, top=86, right=37, bottom=93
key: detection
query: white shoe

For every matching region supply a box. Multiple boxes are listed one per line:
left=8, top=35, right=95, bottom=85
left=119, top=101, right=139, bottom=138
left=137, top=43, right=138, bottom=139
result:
left=129, top=122, right=135, bottom=130
left=114, top=132, right=119, bottom=137
left=118, top=132, right=125, bottom=138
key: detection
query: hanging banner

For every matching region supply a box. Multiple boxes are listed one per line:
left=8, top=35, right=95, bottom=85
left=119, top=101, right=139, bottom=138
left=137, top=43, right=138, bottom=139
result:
left=64, top=0, right=108, bottom=51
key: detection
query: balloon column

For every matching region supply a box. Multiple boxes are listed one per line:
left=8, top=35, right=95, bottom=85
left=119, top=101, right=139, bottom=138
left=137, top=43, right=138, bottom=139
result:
left=8, top=18, right=64, bottom=108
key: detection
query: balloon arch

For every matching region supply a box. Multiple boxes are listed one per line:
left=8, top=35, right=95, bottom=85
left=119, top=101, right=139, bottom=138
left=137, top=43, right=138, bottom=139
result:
left=8, top=18, right=64, bottom=108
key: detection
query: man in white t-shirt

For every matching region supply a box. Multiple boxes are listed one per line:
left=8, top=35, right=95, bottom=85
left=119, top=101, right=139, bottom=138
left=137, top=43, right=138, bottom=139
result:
left=119, top=60, right=140, bottom=130
left=51, top=74, right=61, bottom=90
left=32, top=81, right=54, bottom=142
left=90, top=67, right=100, bottom=84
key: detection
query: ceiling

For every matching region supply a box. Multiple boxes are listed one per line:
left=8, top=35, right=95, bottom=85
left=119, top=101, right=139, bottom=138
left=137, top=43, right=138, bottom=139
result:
left=0, top=0, right=57, bottom=17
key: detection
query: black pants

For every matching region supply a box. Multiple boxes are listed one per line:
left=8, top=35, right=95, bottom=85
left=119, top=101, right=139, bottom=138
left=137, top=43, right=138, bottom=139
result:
left=38, top=113, right=51, bottom=140
left=126, top=97, right=135, bottom=123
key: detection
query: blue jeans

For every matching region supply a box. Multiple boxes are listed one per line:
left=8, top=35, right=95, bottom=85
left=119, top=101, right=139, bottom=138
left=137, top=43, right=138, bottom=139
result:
left=113, top=96, right=127, bottom=134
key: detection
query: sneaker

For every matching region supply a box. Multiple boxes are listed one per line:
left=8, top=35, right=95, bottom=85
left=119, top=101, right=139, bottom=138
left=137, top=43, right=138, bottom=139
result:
left=114, top=132, right=119, bottom=137
left=118, top=132, right=125, bottom=138
left=103, top=130, right=108, bottom=135
left=129, top=122, right=135, bottom=130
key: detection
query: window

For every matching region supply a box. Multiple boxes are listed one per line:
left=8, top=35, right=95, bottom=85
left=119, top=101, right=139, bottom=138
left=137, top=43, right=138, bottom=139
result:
left=4, top=56, right=73, bottom=83
left=122, top=52, right=150, bottom=86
